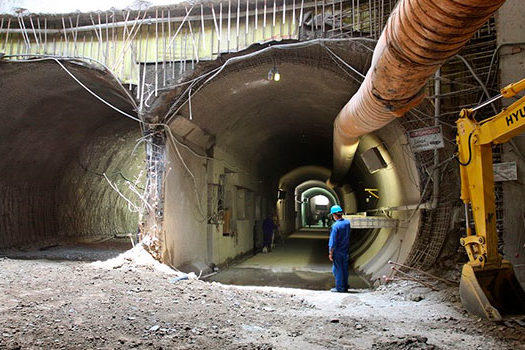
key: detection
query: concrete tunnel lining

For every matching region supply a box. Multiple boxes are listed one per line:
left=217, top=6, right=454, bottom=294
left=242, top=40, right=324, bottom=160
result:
left=0, top=41, right=427, bottom=285
left=146, top=40, right=426, bottom=281
left=0, top=60, right=145, bottom=248
left=150, top=40, right=375, bottom=180
left=295, top=180, right=339, bottom=229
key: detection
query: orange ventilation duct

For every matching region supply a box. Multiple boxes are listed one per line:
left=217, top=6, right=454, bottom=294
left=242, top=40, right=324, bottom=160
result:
left=331, top=0, right=505, bottom=183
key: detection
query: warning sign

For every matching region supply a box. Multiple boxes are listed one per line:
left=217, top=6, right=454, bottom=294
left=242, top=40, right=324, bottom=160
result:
left=493, top=162, right=517, bottom=182
left=407, top=126, right=445, bottom=153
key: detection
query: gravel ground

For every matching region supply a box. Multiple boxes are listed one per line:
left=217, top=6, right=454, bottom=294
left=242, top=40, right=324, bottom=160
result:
left=0, top=247, right=524, bottom=350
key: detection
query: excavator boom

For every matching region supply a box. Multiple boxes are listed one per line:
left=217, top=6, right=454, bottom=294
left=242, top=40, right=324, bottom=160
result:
left=456, top=78, right=525, bottom=320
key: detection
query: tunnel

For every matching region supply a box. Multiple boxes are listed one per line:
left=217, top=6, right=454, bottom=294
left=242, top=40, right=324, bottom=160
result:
left=0, top=40, right=448, bottom=290
left=0, top=59, right=145, bottom=255
left=294, top=180, right=338, bottom=229
left=146, top=39, right=436, bottom=287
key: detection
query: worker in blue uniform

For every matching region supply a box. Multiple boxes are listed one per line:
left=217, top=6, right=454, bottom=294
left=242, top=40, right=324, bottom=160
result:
left=328, top=205, right=351, bottom=292
left=262, top=213, right=277, bottom=253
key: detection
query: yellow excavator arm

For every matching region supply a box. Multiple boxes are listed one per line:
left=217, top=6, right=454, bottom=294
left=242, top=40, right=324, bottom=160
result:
left=456, top=78, right=525, bottom=320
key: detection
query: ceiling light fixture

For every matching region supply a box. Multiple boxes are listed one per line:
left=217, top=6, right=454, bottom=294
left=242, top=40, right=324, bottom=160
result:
left=267, top=67, right=280, bottom=82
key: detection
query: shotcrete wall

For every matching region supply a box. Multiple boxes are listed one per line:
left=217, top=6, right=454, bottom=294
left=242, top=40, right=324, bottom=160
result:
left=56, top=125, right=144, bottom=239
left=0, top=184, right=58, bottom=247
left=0, top=60, right=143, bottom=248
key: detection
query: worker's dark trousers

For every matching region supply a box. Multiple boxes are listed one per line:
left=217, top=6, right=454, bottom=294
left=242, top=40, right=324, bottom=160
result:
left=332, top=252, right=349, bottom=292
left=263, top=231, right=273, bottom=249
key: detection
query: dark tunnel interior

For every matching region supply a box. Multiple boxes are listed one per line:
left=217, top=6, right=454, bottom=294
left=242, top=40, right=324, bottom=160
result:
left=160, top=41, right=423, bottom=280
left=0, top=60, right=144, bottom=249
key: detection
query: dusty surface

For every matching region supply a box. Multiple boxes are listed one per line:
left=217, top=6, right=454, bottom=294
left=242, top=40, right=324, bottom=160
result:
left=0, top=239, right=131, bottom=262
left=0, top=249, right=524, bottom=350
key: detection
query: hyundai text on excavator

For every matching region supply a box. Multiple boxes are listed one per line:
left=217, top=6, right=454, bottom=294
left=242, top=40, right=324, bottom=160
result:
left=456, top=78, right=525, bottom=320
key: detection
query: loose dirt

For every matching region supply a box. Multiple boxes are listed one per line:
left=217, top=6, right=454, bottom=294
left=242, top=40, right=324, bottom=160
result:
left=0, top=247, right=523, bottom=350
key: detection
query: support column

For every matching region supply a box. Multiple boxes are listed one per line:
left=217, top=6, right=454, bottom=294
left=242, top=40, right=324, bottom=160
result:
left=141, top=125, right=168, bottom=262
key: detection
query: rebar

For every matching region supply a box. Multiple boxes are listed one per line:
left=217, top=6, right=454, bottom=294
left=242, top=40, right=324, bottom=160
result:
left=388, top=260, right=457, bottom=286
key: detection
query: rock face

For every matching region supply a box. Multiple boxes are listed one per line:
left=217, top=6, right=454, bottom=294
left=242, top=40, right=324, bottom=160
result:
left=0, top=61, right=143, bottom=249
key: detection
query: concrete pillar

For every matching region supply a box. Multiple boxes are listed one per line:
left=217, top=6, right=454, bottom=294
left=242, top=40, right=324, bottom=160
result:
left=496, top=0, right=525, bottom=286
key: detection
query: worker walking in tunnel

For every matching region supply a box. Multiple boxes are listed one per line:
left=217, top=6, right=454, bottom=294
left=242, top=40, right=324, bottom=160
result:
left=328, top=205, right=351, bottom=292
left=262, top=213, right=277, bottom=253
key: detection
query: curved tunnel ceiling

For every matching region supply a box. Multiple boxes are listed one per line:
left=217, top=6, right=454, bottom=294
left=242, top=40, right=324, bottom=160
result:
left=158, top=40, right=374, bottom=183
left=0, top=60, right=137, bottom=185
left=0, top=59, right=141, bottom=247
left=296, top=180, right=339, bottom=204
left=301, top=187, right=338, bottom=204
left=279, top=165, right=332, bottom=189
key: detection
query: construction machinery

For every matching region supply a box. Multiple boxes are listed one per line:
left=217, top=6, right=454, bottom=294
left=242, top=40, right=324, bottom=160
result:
left=457, top=78, right=525, bottom=320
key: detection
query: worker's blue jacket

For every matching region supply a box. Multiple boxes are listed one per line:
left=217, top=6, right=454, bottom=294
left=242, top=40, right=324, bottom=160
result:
left=328, top=218, right=351, bottom=254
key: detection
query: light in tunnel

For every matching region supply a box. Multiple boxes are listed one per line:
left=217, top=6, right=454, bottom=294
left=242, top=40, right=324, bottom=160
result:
left=313, top=195, right=330, bottom=206
left=267, top=67, right=280, bottom=82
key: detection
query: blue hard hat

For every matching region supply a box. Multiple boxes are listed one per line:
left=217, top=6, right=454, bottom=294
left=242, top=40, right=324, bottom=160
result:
left=330, top=205, right=343, bottom=215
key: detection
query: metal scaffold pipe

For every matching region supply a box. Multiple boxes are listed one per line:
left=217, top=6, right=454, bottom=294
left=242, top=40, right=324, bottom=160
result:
left=331, top=0, right=506, bottom=184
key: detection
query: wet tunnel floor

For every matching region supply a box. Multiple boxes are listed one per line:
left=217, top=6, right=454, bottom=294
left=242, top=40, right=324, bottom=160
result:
left=208, top=231, right=370, bottom=290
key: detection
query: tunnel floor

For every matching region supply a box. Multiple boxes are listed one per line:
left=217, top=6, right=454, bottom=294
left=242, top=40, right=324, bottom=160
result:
left=208, top=231, right=370, bottom=290
left=1, top=255, right=521, bottom=349
left=0, top=238, right=132, bottom=262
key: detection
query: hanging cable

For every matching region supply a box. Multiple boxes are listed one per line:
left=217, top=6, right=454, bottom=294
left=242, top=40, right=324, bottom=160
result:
left=2, top=54, right=138, bottom=110
left=456, top=131, right=474, bottom=167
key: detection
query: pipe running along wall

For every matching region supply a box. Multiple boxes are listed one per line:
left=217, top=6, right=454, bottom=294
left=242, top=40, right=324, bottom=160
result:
left=332, top=0, right=506, bottom=183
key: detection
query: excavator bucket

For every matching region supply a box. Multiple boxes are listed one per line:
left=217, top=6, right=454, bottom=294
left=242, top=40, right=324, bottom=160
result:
left=460, top=262, right=525, bottom=321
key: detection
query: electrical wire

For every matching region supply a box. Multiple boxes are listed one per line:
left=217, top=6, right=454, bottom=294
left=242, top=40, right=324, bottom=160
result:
left=324, top=45, right=366, bottom=80
left=454, top=54, right=497, bottom=115
left=2, top=53, right=138, bottom=110
left=482, top=42, right=525, bottom=98
left=3, top=55, right=143, bottom=123
left=77, top=158, right=145, bottom=191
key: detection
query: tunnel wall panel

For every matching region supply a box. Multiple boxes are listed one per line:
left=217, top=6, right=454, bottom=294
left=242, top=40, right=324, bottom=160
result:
left=163, top=142, right=271, bottom=270
left=164, top=143, right=209, bottom=268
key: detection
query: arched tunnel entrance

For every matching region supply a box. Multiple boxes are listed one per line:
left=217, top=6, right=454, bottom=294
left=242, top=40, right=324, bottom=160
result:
left=148, top=40, right=433, bottom=289
left=0, top=60, right=145, bottom=259
left=0, top=40, right=449, bottom=291
left=295, top=180, right=338, bottom=229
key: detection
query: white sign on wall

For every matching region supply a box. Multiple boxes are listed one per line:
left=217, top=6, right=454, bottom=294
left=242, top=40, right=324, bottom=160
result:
left=493, top=162, right=517, bottom=182
left=407, top=126, right=445, bottom=153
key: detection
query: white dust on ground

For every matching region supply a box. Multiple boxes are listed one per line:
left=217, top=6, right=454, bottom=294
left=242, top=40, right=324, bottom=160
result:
left=0, top=247, right=523, bottom=349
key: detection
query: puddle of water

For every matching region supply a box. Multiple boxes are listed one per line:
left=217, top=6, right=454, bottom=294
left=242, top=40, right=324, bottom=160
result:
left=207, top=267, right=370, bottom=290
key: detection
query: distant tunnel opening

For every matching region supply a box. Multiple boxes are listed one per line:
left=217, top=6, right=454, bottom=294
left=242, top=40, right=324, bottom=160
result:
left=295, top=182, right=338, bottom=229
left=0, top=60, right=144, bottom=255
